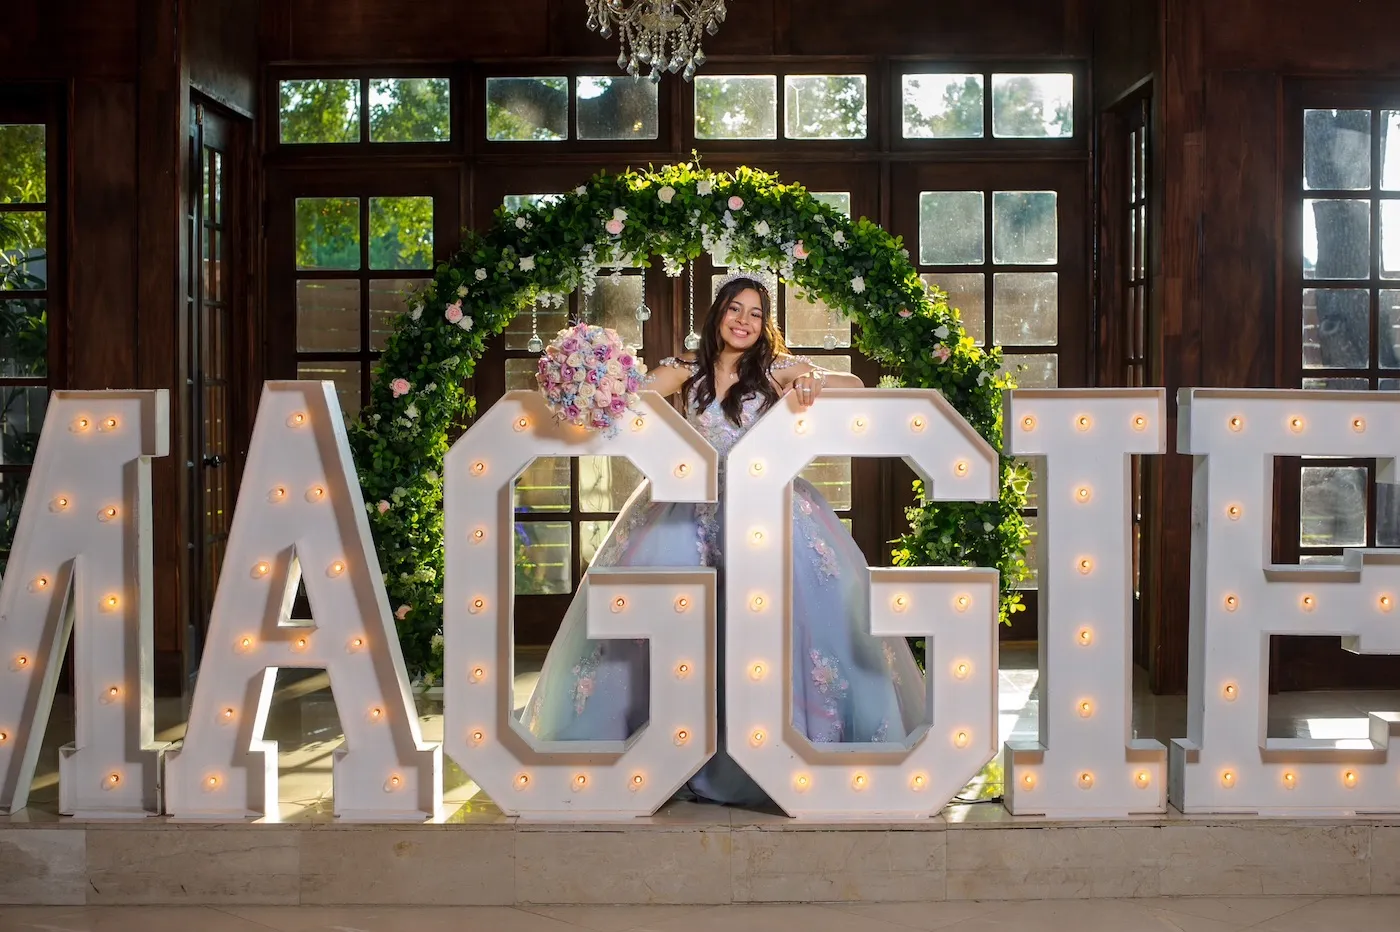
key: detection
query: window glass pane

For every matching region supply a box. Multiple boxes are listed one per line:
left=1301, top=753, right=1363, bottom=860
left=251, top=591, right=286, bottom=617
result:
left=296, top=197, right=360, bottom=271
left=1303, top=198, right=1370, bottom=280
left=1382, top=201, right=1400, bottom=280
left=1300, top=465, right=1367, bottom=548
left=785, top=288, right=850, bottom=349
left=0, top=297, right=47, bottom=376
left=1016, top=514, right=1040, bottom=589
left=1302, top=377, right=1370, bottom=389
left=694, top=75, right=777, bottom=140
left=486, top=77, right=568, bottom=141
left=279, top=79, right=360, bottom=144
left=0, top=471, right=29, bottom=577
left=369, top=78, right=450, bottom=143
left=902, top=74, right=982, bottom=139
left=507, top=298, right=571, bottom=351
left=992, top=191, right=1058, bottom=265
left=297, top=361, right=360, bottom=418
left=1382, top=378, right=1400, bottom=390
left=991, top=74, right=1073, bottom=138
left=585, top=275, right=645, bottom=349
left=799, top=457, right=851, bottom=511
left=1302, top=288, right=1369, bottom=369
left=0, top=386, right=46, bottom=466
left=924, top=273, right=985, bottom=345
left=580, top=519, right=612, bottom=572
left=515, top=522, right=571, bottom=595
left=0, top=124, right=46, bottom=203
left=1303, top=109, right=1371, bottom=191
left=1381, top=291, right=1400, bottom=369
left=1379, top=482, right=1400, bottom=547
left=504, top=194, right=565, bottom=213
left=999, top=353, right=1058, bottom=388
left=811, top=192, right=852, bottom=217
left=993, top=272, right=1058, bottom=345
left=784, top=75, right=867, bottom=139
left=579, top=456, right=645, bottom=513
left=577, top=76, right=659, bottom=140
left=1383, top=112, right=1400, bottom=191
left=514, top=458, right=570, bottom=513
left=296, top=280, right=360, bottom=352
left=369, top=196, right=433, bottom=271
left=0, top=211, right=47, bottom=289
left=919, top=191, right=984, bottom=265
left=817, top=355, right=852, bottom=373
left=369, top=279, right=421, bottom=351
left=506, top=358, right=539, bottom=391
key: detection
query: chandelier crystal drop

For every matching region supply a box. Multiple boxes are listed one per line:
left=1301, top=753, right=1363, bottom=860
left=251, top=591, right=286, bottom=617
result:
left=586, top=0, right=726, bottom=83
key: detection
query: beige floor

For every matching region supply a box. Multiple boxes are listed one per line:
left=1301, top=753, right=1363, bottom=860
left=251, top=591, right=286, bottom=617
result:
left=0, top=898, right=1396, bottom=931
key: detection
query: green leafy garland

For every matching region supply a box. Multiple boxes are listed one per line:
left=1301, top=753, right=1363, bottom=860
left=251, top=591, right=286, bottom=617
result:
left=349, top=163, right=1030, bottom=683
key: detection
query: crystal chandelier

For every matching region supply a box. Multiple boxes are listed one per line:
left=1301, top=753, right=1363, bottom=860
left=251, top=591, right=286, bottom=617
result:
left=585, top=0, right=727, bottom=83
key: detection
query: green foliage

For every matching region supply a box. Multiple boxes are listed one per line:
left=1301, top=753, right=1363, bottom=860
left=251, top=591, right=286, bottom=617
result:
left=351, top=164, right=1030, bottom=681
left=279, top=79, right=359, bottom=144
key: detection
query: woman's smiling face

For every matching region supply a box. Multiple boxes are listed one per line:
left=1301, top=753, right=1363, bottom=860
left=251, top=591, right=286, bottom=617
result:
left=719, top=287, right=765, bottom=352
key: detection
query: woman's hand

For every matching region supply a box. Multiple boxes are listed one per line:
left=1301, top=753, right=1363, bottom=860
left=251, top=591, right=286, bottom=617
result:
left=787, top=369, right=826, bottom=408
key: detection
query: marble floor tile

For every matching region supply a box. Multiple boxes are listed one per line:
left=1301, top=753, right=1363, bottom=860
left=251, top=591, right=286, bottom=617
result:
left=918, top=898, right=1241, bottom=932
left=1250, top=896, right=1400, bottom=931
left=518, top=905, right=715, bottom=931
left=0, top=905, right=274, bottom=931
left=822, top=901, right=1014, bottom=930
left=636, top=904, right=913, bottom=932
left=219, top=905, right=580, bottom=932
left=1129, top=896, right=1319, bottom=927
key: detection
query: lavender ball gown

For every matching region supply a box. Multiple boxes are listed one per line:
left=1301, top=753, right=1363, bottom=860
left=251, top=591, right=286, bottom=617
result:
left=521, top=359, right=928, bottom=807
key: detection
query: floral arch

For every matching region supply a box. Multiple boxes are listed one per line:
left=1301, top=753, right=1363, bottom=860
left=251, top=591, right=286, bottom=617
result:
left=348, top=163, right=1030, bottom=681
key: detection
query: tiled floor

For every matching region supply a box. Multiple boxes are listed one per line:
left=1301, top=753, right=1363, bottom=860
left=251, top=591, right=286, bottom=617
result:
left=1, top=898, right=1397, bottom=931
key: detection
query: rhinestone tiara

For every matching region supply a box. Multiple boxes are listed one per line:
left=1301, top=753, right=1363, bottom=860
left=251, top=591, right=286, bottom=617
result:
left=711, top=268, right=777, bottom=295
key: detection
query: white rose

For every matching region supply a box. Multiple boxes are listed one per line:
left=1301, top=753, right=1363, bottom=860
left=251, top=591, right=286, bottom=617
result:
left=833, top=230, right=846, bottom=245
left=696, top=179, right=713, bottom=195
left=851, top=276, right=866, bottom=294
left=458, top=315, right=474, bottom=331
left=575, top=185, right=588, bottom=195
left=934, top=325, right=949, bottom=339
left=625, top=392, right=640, bottom=405
left=515, top=216, right=529, bottom=230
left=566, top=352, right=584, bottom=367
left=754, top=220, right=771, bottom=237
left=605, top=360, right=623, bottom=377
left=577, top=382, right=596, bottom=399
left=405, top=404, right=419, bottom=420
left=410, top=306, right=422, bottom=321
left=474, top=268, right=487, bottom=280
left=612, top=207, right=628, bottom=222
left=658, top=185, right=676, bottom=204
left=457, top=285, right=468, bottom=297
left=519, top=255, right=535, bottom=271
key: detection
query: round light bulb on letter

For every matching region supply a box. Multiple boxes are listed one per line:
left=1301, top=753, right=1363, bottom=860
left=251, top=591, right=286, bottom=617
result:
left=953, top=730, right=970, bottom=749
left=1078, top=771, right=1094, bottom=789
left=1221, top=770, right=1236, bottom=788
left=1077, top=627, right=1093, bottom=646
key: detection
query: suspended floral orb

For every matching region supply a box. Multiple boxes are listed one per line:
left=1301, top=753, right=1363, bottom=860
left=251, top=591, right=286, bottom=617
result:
left=527, top=336, right=545, bottom=354
left=683, top=332, right=701, bottom=351
left=635, top=303, right=653, bottom=322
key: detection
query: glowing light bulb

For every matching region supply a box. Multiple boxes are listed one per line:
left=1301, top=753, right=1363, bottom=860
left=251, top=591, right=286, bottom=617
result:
left=1221, top=771, right=1236, bottom=788
left=1343, top=770, right=1358, bottom=788
left=1078, top=627, right=1093, bottom=645
left=388, top=775, right=402, bottom=789
left=892, top=594, right=909, bottom=612
left=471, top=461, right=486, bottom=475
left=1077, top=557, right=1094, bottom=575
left=107, top=686, right=120, bottom=698
left=612, top=596, right=628, bottom=612
left=953, top=662, right=970, bottom=679
left=104, top=595, right=119, bottom=610
left=329, top=561, right=346, bottom=577
left=852, top=773, right=868, bottom=790
left=1021, top=415, right=1037, bottom=431
left=1225, top=594, right=1239, bottom=611
left=1078, top=772, right=1094, bottom=789
left=749, top=460, right=764, bottom=476
left=253, top=561, right=271, bottom=578
left=1135, top=771, right=1151, bottom=788
left=294, top=637, right=308, bottom=651
left=573, top=774, right=587, bottom=788
left=238, top=637, right=252, bottom=651
left=471, top=730, right=485, bottom=744
left=955, top=594, right=970, bottom=612
left=852, top=417, right=867, bottom=433
left=750, top=663, right=766, bottom=681
left=1132, top=415, right=1147, bottom=431
left=1022, top=773, right=1036, bottom=789
left=290, top=412, right=306, bottom=427
left=33, top=575, right=49, bottom=590
left=910, top=773, right=927, bottom=791
left=103, top=417, right=118, bottom=431
left=631, top=417, right=645, bottom=431
left=516, top=773, right=530, bottom=789
left=954, top=461, right=969, bottom=476
left=107, top=773, right=121, bottom=786
left=1076, top=414, right=1092, bottom=431
left=674, top=728, right=690, bottom=745
left=207, top=776, right=220, bottom=788
left=1301, top=594, right=1316, bottom=612
left=271, top=487, right=287, bottom=501
left=471, top=667, right=486, bottom=682
left=1381, top=595, right=1394, bottom=612
left=308, top=486, right=326, bottom=502
left=221, top=708, right=235, bottom=722
left=74, top=417, right=90, bottom=431
left=1289, top=416, right=1305, bottom=433
left=954, top=730, right=970, bottom=748
left=1223, top=683, right=1238, bottom=701
left=1228, top=416, right=1243, bottom=432
left=350, top=637, right=364, bottom=650
left=514, top=416, right=530, bottom=432
left=470, top=597, right=486, bottom=614
left=1078, top=700, right=1094, bottom=718
left=631, top=773, right=645, bottom=787
left=674, top=595, right=690, bottom=612
left=370, top=707, right=383, bottom=721
left=795, top=418, right=809, bottom=434
left=472, top=528, right=486, bottom=543
left=1283, top=771, right=1296, bottom=789
left=794, top=773, right=810, bottom=791
left=0, top=732, right=7, bottom=743
left=750, top=595, right=766, bottom=611
left=674, top=463, right=690, bottom=477
left=750, top=730, right=765, bottom=747
left=751, top=529, right=765, bottom=545
left=911, top=415, right=926, bottom=432
left=1075, top=486, right=1091, bottom=503
left=53, top=497, right=69, bottom=510
left=101, top=506, right=118, bottom=521
left=675, top=662, right=690, bottom=678
left=1353, top=417, right=1367, bottom=433
left=1227, top=504, right=1241, bottom=520
left=15, top=655, right=28, bottom=668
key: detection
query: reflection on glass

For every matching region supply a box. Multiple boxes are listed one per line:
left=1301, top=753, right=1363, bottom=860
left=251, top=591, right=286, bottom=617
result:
left=785, top=288, right=851, bottom=348
left=902, top=74, right=982, bottom=138
left=514, top=522, right=572, bottom=595
left=924, top=273, right=985, bottom=345
left=0, top=386, right=46, bottom=466
left=1382, top=202, right=1400, bottom=280
left=919, top=191, right=984, bottom=265
left=694, top=75, right=778, bottom=140
left=580, top=519, right=613, bottom=571
left=296, top=280, right=360, bottom=352
left=0, top=472, right=30, bottom=574
left=279, top=80, right=360, bottom=144
left=505, top=358, right=540, bottom=391
left=784, top=75, right=867, bottom=139
left=1300, top=465, right=1367, bottom=547
left=507, top=297, right=571, bottom=350
left=295, top=197, right=360, bottom=270
left=992, top=191, right=1058, bottom=265
left=579, top=456, right=645, bottom=513
left=0, top=125, right=45, bottom=202
left=514, top=458, right=570, bottom=513
left=1303, top=109, right=1371, bottom=191
left=1383, top=112, right=1400, bottom=191
left=577, top=76, right=659, bottom=140
left=0, top=298, right=47, bottom=376
left=1381, top=291, right=1400, bottom=369
left=811, top=192, right=852, bottom=217
left=486, top=77, right=568, bottom=141
left=1302, top=288, right=1369, bottom=369
left=297, top=360, right=361, bottom=418
left=369, top=279, right=420, bottom=351
left=369, top=196, right=433, bottom=270
left=503, top=193, right=565, bottom=212
left=369, top=78, right=451, bottom=142
left=1379, top=482, right=1400, bottom=547
left=999, top=353, right=1058, bottom=388
left=0, top=211, right=47, bottom=289
left=1016, top=514, right=1040, bottom=588
left=1014, top=458, right=1040, bottom=510
left=800, top=457, right=852, bottom=510
left=991, top=74, right=1073, bottom=138
left=993, top=273, right=1057, bottom=345
left=585, top=275, right=645, bottom=348
left=1303, top=198, right=1370, bottom=280
left=1302, top=377, right=1370, bottom=389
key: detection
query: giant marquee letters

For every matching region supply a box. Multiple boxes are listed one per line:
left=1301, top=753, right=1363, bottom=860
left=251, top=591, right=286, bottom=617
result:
left=3, top=383, right=1399, bottom=820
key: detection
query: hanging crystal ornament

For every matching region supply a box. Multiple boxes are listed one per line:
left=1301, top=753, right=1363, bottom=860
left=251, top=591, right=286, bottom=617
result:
left=635, top=301, right=652, bottom=322
left=822, top=306, right=839, bottom=350
left=586, top=0, right=726, bottom=83
left=683, top=260, right=701, bottom=352
left=526, top=301, right=545, bottom=354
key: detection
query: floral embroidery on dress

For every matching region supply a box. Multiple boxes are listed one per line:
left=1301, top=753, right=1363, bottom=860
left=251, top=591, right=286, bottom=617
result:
left=882, top=642, right=902, bottom=687
left=810, top=649, right=851, bottom=723
left=571, top=644, right=604, bottom=715
left=793, top=489, right=839, bottom=580
left=871, top=718, right=890, bottom=742
left=694, top=502, right=721, bottom=566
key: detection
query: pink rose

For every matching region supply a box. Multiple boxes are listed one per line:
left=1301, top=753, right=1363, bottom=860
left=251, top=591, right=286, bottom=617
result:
left=933, top=345, right=953, bottom=363
left=728, top=195, right=744, bottom=210
left=586, top=367, right=601, bottom=385
left=618, top=354, right=634, bottom=368
left=626, top=376, right=639, bottom=392
left=794, top=242, right=809, bottom=260
left=610, top=396, right=627, bottom=414
left=561, top=337, right=580, bottom=353
left=445, top=300, right=464, bottom=323
left=390, top=378, right=411, bottom=398
left=605, top=218, right=625, bottom=235
left=898, top=308, right=913, bottom=318
left=377, top=500, right=390, bottom=514
left=395, top=604, right=411, bottom=620
left=560, top=367, right=574, bottom=383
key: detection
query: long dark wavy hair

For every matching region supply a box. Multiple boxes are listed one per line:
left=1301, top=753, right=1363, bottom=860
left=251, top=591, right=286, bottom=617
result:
left=684, top=275, right=789, bottom=426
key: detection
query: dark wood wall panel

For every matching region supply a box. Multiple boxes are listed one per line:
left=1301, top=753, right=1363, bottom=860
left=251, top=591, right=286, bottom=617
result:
left=1093, top=0, right=1157, bottom=105
left=0, top=0, right=139, bottom=80
left=787, top=0, right=1087, bottom=56
left=265, top=0, right=552, bottom=62
left=189, top=0, right=260, bottom=115
left=1205, top=0, right=1400, bottom=73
